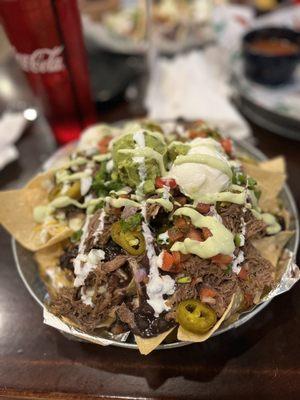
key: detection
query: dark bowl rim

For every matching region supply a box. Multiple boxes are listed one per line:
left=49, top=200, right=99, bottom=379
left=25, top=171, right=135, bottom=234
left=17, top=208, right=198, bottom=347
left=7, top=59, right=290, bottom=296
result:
left=242, top=26, right=300, bottom=59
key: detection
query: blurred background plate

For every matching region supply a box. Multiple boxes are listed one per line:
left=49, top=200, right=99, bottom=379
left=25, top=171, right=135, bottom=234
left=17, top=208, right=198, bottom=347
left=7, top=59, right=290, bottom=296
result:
left=80, top=0, right=215, bottom=55
left=232, top=59, right=300, bottom=140
left=12, top=130, right=299, bottom=350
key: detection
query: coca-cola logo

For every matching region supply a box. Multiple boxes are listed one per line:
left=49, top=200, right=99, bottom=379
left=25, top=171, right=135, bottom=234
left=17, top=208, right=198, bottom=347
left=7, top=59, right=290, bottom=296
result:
left=14, top=46, right=65, bottom=73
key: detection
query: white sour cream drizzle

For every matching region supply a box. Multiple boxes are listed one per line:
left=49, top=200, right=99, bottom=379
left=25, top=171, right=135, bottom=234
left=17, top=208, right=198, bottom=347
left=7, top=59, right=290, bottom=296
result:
left=73, top=216, right=106, bottom=289
left=232, top=250, right=245, bottom=274
left=93, top=209, right=106, bottom=245
left=141, top=221, right=175, bottom=317
left=80, top=287, right=95, bottom=307
left=73, top=215, right=92, bottom=287
left=240, top=216, right=246, bottom=246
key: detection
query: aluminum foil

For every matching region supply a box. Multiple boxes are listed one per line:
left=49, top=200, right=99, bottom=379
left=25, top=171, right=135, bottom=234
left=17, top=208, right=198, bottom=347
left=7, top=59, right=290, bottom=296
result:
left=43, top=309, right=130, bottom=345
left=262, top=250, right=300, bottom=302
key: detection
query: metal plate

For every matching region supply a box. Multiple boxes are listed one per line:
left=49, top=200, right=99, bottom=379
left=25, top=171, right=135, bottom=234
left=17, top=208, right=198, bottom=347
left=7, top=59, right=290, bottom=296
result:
left=12, top=138, right=299, bottom=350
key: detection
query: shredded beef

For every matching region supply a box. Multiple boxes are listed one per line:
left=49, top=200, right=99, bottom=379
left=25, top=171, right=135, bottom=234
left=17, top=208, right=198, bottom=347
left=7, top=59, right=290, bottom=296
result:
left=245, top=218, right=266, bottom=240
left=167, top=255, right=238, bottom=317
left=117, top=303, right=136, bottom=329
left=50, top=254, right=131, bottom=332
left=102, top=255, right=129, bottom=273
left=84, top=209, right=112, bottom=252
left=121, top=206, right=139, bottom=219
left=59, top=244, right=78, bottom=271
left=218, top=203, right=266, bottom=239
left=50, top=287, right=113, bottom=332
left=146, top=203, right=161, bottom=219
left=240, top=242, right=275, bottom=296
left=167, top=283, right=198, bottom=308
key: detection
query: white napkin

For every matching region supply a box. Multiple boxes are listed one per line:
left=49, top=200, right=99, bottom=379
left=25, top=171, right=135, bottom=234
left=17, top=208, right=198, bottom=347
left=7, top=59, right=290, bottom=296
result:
left=0, top=112, right=26, bottom=171
left=145, top=4, right=256, bottom=140
left=145, top=50, right=251, bottom=140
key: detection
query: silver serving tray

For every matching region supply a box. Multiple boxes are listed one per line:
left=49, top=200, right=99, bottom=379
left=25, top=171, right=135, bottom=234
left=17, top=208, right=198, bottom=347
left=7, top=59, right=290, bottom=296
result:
left=12, top=139, right=299, bottom=350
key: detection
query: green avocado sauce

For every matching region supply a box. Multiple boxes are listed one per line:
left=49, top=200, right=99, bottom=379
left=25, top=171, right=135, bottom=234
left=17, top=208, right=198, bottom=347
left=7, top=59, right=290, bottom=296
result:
left=195, top=190, right=247, bottom=205
left=118, top=147, right=167, bottom=176
left=170, top=207, right=235, bottom=258
left=251, top=209, right=282, bottom=235
left=146, top=198, right=173, bottom=212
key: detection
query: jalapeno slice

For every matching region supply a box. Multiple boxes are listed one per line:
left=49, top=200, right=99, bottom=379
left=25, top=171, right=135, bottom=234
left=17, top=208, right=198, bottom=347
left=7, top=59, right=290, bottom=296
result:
left=111, top=221, right=145, bottom=256
left=48, top=181, right=81, bottom=201
left=176, top=299, right=217, bottom=334
left=66, top=181, right=81, bottom=199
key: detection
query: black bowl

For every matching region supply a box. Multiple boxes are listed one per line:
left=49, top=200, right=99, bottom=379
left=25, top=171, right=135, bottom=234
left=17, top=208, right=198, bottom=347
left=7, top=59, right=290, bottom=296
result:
left=242, top=27, right=300, bottom=86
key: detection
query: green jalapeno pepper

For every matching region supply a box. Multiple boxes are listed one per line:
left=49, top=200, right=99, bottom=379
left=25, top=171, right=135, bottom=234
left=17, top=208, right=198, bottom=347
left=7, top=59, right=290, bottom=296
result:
left=111, top=221, right=145, bottom=256
left=49, top=181, right=81, bottom=201
left=176, top=299, right=217, bottom=334
left=66, top=181, right=81, bottom=199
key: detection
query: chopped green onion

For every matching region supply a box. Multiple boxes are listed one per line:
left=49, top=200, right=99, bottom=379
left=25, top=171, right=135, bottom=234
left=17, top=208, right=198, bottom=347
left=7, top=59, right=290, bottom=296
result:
left=120, top=213, right=143, bottom=232
left=254, top=189, right=261, bottom=200
left=234, top=233, right=244, bottom=247
left=232, top=171, right=246, bottom=185
left=71, top=229, right=82, bottom=243
left=177, top=276, right=192, bottom=284
left=225, top=264, right=232, bottom=274
left=247, top=176, right=257, bottom=189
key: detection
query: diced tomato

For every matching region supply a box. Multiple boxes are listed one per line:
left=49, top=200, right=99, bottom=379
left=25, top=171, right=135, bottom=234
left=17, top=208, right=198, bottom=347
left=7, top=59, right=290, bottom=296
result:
left=188, top=130, right=208, bottom=139
left=174, top=217, right=190, bottom=231
left=211, top=254, right=233, bottom=266
left=187, top=228, right=203, bottom=242
left=220, top=138, right=233, bottom=155
left=196, top=203, right=211, bottom=214
left=98, top=136, right=112, bottom=154
left=199, top=287, right=217, bottom=300
left=172, top=251, right=182, bottom=265
left=160, top=251, right=174, bottom=272
left=160, top=251, right=183, bottom=273
left=202, top=227, right=212, bottom=240
left=155, top=177, right=177, bottom=189
left=238, top=267, right=248, bottom=280
left=168, top=227, right=184, bottom=243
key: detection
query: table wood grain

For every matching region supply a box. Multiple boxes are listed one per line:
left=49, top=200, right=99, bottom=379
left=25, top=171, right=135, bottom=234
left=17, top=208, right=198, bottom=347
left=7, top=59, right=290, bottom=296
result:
left=0, top=58, right=299, bottom=400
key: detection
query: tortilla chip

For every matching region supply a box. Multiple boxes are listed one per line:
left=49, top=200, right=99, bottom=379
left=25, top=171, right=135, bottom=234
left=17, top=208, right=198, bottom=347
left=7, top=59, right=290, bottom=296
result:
left=259, top=156, right=286, bottom=174
left=253, top=231, right=294, bottom=267
left=135, top=328, right=174, bottom=355
left=0, top=171, right=72, bottom=251
left=242, top=160, right=286, bottom=212
left=177, top=295, right=235, bottom=342
left=35, top=243, right=73, bottom=296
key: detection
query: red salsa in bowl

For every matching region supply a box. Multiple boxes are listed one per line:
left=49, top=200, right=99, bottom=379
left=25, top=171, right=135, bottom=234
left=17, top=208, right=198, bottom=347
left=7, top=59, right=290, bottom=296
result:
left=242, top=27, right=300, bottom=85
left=246, top=38, right=299, bottom=57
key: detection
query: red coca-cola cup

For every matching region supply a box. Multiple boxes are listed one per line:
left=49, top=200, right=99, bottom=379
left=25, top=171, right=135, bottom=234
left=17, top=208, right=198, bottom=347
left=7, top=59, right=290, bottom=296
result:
left=0, top=0, right=96, bottom=144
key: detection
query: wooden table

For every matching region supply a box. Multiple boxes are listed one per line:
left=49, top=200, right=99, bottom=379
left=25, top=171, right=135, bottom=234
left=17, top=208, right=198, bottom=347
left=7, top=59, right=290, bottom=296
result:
left=0, top=58, right=299, bottom=400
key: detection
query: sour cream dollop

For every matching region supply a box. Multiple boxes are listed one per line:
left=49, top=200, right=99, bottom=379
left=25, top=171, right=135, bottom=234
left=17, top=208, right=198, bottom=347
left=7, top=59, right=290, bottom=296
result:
left=168, top=137, right=231, bottom=200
